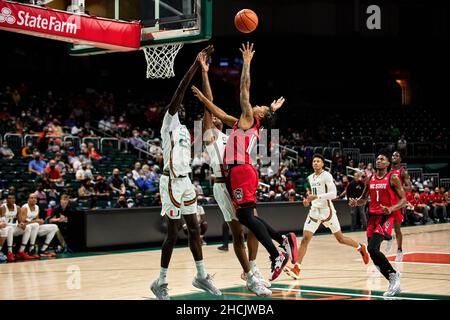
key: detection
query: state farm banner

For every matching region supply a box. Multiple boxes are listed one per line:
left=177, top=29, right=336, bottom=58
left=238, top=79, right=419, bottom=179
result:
left=0, top=0, right=141, bottom=51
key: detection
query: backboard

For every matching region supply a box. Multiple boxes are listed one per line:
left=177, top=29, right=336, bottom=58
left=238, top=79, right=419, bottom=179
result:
left=66, top=0, right=212, bottom=56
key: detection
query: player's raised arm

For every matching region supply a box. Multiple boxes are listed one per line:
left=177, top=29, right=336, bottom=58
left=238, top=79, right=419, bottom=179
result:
left=192, top=86, right=237, bottom=127
left=199, top=52, right=215, bottom=138
left=381, top=174, right=408, bottom=215
left=167, top=45, right=214, bottom=115
left=239, top=42, right=255, bottom=130
left=349, top=177, right=370, bottom=207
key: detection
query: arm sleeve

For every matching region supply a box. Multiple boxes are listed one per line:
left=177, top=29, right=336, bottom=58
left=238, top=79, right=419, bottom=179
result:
left=317, top=174, right=337, bottom=200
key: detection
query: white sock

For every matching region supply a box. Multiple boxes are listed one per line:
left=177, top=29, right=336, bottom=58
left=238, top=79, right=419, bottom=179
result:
left=41, top=244, right=48, bottom=252
left=19, top=245, right=26, bottom=252
left=246, top=271, right=254, bottom=282
left=158, top=267, right=168, bottom=285
left=195, top=260, right=207, bottom=279
left=249, top=260, right=257, bottom=272
left=8, top=246, right=13, bottom=253
left=29, top=245, right=35, bottom=253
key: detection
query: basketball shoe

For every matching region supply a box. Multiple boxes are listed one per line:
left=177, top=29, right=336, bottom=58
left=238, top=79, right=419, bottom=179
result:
left=150, top=280, right=170, bottom=300
left=269, top=251, right=289, bottom=281
left=192, top=274, right=222, bottom=296
left=247, top=277, right=272, bottom=297
left=241, top=269, right=271, bottom=288
left=358, top=243, right=370, bottom=264
left=283, top=263, right=301, bottom=280
left=383, top=271, right=401, bottom=297
left=282, top=232, right=298, bottom=264
left=16, top=251, right=34, bottom=260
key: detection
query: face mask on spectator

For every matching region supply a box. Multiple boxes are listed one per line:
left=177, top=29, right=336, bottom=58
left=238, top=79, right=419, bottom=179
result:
left=50, top=164, right=55, bottom=169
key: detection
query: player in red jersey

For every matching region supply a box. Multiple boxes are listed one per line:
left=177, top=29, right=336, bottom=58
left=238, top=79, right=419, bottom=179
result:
left=191, top=42, right=297, bottom=282
left=385, top=151, right=412, bottom=262
left=350, top=151, right=407, bottom=297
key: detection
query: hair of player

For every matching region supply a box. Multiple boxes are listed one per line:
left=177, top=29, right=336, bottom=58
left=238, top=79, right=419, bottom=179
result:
left=378, top=149, right=392, bottom=162
left=259, top=107, right=277, bottom=130
left=312, top=153, right=326, bottom=165
left=393, top=150, right=405, bottom=161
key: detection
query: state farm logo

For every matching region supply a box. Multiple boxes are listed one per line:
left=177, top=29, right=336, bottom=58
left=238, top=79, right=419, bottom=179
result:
left=0, top=7, right=16, bottom=24
left=0, top=6, right=79, bottom=34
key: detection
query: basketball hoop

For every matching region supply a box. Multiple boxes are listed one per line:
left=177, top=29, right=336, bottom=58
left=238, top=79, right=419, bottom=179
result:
left=143, top=43, right=184, bottom=79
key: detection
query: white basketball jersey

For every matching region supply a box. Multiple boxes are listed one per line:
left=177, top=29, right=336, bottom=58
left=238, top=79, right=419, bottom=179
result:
left=22, top=203, right=39, bottom=222
left=307, top=170, right=337, bottom=210
left=161, top=111, right=192, bottom=178
left=205, top=131, right=228, bottom=178
left=1, top=203, right=18, bottom=224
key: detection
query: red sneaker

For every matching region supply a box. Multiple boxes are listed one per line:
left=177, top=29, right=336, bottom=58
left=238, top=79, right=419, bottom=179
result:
left=283, top=263, right=301, bottom=280
left=30, top=253, right=41, bottom=259
left=283, top=233, right=298, bottom=264
left=6, top=252, right=15, bottom=262
left=269, top=251, right=289, bottom=282
left=40, top=251, right=57, bottom=258
left=358, top=243, right=370, bottom=265
left=16, top=251, right=34, bottom=260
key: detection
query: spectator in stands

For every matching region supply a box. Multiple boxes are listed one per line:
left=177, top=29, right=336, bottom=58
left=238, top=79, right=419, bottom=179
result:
left=397, top=135, right=407, bottom=156
left=430, top=187, right=448, bottom=223
left=132, top=162, right=142, bottom=181
left=87, top=143, right=102, bottom=161
left=123, top=169, right=139, bottom=192
left=48, top=194, right=73, bottom=253
left=364, top=163, right=374, bottom=178
left=34, top=182, right=48, bottom=211
left=0, top=141, right=15, bottom=159
left=76, top=162, right=93, bottom=183
left=343, top=172, right=367, bottom=231
left=54, top=152, right=68, bottom=176
left=149, top=138, right=163, bottom=158
left=408, top=192, right=431, bottom=224
left=78, top=181, right=95, bottom=203
left=108, top=168, right=126, bottom=196
left=115, top=195, right=127, bottom=208
left=285, top=179, right=296, bottom=192
left=98, top=116, right=112, bottom=132
left=71, top=122, right=84, bottom=136
left=94, top=176, right=110, bottom=199
left=134, top=192, right=145, bottom=207
left=21, top=142, right=35, bottom=158
left=45, top=160, right=63, bottom=186
left=129, top=130, right=146, bottom=150
left=28, top=152, right=47, bottom=176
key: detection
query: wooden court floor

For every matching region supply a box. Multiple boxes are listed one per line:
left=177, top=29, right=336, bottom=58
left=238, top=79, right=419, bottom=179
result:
left=1, top=224, right=449, bottom=300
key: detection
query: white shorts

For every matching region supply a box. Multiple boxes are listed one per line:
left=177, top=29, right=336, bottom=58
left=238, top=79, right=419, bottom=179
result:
left=160, top=175, right=197, bottom=219
left=213, top=183, right=237, bottom=222
left=303, top=207, right=341, bottom=234
left=0, top=226, right=12, bottom=237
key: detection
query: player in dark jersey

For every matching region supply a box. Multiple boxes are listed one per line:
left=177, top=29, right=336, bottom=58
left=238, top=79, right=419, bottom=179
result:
left=386, top=151, right=412, bottom=262
left=191, top=42, right=297, bottom=282
left=349, top=151, right=407, bottom=297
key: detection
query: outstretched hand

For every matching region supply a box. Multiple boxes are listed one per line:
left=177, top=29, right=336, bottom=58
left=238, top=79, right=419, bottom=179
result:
left=191, top=85, right=206, bottom=101
left=199, top=45, right=214, bottom=61
left=198, top=52, right=209, bottom=72
left=239, top=42, right=255, bottom=64
left=270, top=97, right=285, bottom=112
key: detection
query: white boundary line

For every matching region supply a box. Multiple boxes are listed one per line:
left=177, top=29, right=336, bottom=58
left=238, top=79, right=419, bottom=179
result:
left=271, top=287, right=433, bottom=300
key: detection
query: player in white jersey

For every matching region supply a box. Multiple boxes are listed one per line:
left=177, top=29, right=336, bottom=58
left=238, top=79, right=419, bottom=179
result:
left=150, top=45, right=221, bottom=300
left=197, top=52, right=271, bottom=296
left=283, top=154, right=370, bottom=279
left=20, top=193, right=58, bottom=258
left=1, top=194, right=37, bottom=261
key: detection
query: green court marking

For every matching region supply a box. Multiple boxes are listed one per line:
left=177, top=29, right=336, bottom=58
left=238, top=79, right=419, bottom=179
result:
left=172, top=283, right=450, bottom=300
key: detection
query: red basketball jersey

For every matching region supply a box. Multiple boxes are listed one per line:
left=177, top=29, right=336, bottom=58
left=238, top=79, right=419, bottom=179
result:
left=390, top=165, right=405, bottom=185
left=224, top=117, right=260, bottom=165
left=369, top=171, right=397, bottom=215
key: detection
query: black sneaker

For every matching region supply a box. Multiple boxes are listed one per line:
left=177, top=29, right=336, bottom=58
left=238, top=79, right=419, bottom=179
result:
left=217, top=246, right=228, bottom=252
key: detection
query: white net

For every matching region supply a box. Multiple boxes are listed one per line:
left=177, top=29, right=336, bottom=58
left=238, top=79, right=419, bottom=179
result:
left=143, top=43, right=184, bottom=79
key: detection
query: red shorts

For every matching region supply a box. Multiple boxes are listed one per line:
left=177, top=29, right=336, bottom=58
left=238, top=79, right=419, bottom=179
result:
left=367, top=214, right=395, bottom=239
left=392, top=209, right=404, bottom=223
left=228, top=164, right=259, bottom=208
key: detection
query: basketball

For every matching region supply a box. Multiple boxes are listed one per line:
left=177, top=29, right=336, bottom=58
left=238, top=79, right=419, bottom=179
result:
left=234, top=9, right=258, bottom=33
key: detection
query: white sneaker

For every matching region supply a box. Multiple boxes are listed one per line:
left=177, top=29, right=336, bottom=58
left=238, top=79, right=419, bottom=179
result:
left=247, top=278, right=272, bottom=297
left=383, top=271, right=401, bottom=297
left=253, top=268, right=271, bottom=288
left=192, top=274, right=222, bottom=296
left=395, top=250, right=403, bottom=262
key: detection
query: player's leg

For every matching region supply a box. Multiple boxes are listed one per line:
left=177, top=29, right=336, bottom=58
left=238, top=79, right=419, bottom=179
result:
left=5, top=226, right=16, bottom=262
left=0, top=227, right=8, bottom=262
left=37, top=224, right=59, bottom=256
left=393, top=220, right=403, bottom=262
left=27, top=223, right=40, bottom=258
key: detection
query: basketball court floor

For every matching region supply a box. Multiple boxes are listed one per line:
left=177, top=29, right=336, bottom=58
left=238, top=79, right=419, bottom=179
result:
left=1, top=224, right=449, bottom=300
